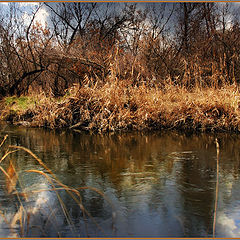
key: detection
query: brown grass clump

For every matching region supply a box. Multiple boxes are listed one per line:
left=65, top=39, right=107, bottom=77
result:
left=1, top=80, right=240, bottom=133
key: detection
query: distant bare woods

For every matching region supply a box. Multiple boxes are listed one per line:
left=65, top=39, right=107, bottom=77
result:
left=0, top=2, right=239, bottom=98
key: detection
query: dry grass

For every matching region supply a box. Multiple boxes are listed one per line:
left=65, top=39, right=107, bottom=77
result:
left=0, top=135, right=115, bottom=237
left=1, top=79, right=240, bottom=133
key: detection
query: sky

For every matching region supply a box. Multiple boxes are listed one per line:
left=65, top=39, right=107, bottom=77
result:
left=0, top=2, right=240, bottom=31
left=22, top=3, right=49, bottom=27
left=0, top=2, right=49, bottom=27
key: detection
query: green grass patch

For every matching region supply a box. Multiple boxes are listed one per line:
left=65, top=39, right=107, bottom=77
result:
left=5, top=96, right=35, bottom=110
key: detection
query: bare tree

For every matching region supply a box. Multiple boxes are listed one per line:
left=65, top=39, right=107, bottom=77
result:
left=0, top=3, right=54, bottom=97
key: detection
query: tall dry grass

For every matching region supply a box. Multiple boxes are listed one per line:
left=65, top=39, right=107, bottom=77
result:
left=0, top=135, right=115, bottom=237
left=1, top=77, right=240, bottom=133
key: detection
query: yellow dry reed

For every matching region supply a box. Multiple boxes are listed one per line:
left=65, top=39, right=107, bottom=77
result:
left=0, top=135, right=114, bottom=237
left=1, top=81, right=240, bottom=133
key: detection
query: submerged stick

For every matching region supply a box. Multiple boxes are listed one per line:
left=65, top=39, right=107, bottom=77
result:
left=213, top=138, right=219, bottom=238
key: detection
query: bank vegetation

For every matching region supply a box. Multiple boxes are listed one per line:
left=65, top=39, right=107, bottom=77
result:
left=1, top=2, right=240, bottom=132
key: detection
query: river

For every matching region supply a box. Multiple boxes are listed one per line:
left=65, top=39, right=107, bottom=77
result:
left=0, top=123, right=239, bottom=237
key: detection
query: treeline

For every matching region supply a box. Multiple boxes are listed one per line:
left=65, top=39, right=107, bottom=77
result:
left=0, top=2, right=240, bottom=98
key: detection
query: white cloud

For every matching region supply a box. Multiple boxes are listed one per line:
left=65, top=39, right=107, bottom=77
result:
left=0, top=2, right=8, bottom=5
left=34, top=8, right=49, bottom=27
left=217, top=212, right=240, bottom=237
left=19, top=2, right=39, bottom=7
left=22, top=11, right=31, bottom=26
left=22, top=7, right=49, bottom=28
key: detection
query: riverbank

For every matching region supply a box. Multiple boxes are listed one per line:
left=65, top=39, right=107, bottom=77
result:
left=1, top=82, right=240, bottom=133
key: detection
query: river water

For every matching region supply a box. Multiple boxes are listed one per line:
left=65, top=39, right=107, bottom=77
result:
left=0, top=123, right=239, bottom=237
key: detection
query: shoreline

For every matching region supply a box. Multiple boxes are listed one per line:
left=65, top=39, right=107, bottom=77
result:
left=1, top=83, right=240, bottom=134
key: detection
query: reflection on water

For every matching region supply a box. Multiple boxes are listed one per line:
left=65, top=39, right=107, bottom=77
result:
left=0, top=123, right=240, bottom=237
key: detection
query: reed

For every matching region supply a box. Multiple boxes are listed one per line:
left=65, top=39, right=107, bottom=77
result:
left=213, top=138, right=220, bottom=238
left=1, top=79, right=240, bottom=133
left=0, top=135, right=115, bottom=237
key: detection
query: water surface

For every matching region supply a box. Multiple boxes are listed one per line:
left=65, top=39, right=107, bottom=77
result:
left=0, top=123, right=240, bottom=237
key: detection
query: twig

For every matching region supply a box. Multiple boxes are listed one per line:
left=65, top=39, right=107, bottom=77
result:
left=0, top=135, right=8, bottom=148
